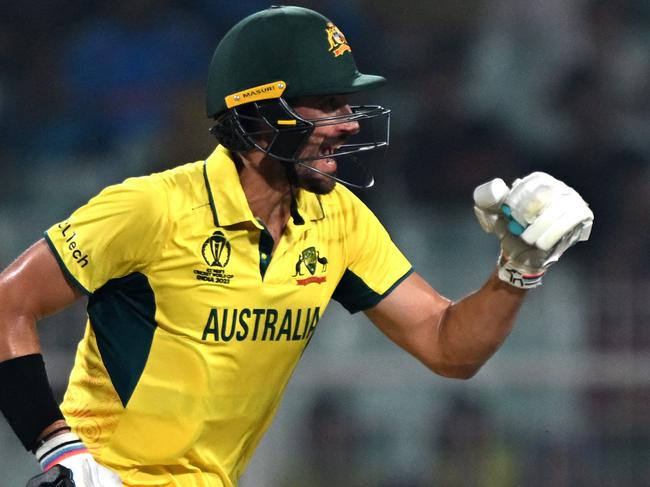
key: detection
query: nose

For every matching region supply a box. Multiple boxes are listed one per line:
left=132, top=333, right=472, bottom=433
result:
left=337, top=105, right=360, bottom=135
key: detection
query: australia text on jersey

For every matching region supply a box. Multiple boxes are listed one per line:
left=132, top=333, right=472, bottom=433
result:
left=201, top=306, right=321, bottom=342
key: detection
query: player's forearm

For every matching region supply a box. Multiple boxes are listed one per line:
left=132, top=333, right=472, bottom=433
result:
left=435, top=271, right=527, bottom=378
left=0, top=275, right=42, bottom=361
left=0, top=255, right=42, bottom=361
left=0, top=279, right=64, bottom=451
left=0, top=314, right=42, bottom=361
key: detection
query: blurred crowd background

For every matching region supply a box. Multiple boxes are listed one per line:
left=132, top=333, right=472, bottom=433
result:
left=1, top=0, right=650, bottom=485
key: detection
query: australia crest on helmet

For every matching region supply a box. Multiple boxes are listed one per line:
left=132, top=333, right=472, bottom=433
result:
left=325, top=22, right=352, bottom=57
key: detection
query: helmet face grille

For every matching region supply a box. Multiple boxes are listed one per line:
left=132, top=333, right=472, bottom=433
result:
left=210, top=98, right=391, bottom=189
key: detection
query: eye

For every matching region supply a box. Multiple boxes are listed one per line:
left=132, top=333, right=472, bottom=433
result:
left=319, top=96, right=338, bottom=111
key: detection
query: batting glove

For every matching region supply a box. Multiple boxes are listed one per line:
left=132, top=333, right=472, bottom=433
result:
left=32, top=431, right=122, bottom=487
left=473, top=172, right=593, bottom=289
left=26, top=465, right=74, bottom=487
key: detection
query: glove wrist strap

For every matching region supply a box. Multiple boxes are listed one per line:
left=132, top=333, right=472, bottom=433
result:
left=497, top=263, right=545, bottom=289
left=35, top=431, right=89, bottom=471
left=31, top=425, right=71, bottom=453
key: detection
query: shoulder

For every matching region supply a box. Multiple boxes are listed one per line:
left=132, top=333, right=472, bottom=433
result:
left=105, top=160, right=207, bottom=208
left=141, top=160, right=206, bottom=193
left=76, top=161, right=205, bottom=230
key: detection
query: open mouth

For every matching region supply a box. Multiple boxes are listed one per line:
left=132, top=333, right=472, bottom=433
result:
left=317, top=147, right=338, bottom=170
left=319, top=143, right=343, bottom=161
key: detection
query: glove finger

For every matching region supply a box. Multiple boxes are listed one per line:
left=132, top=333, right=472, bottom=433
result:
left=473, top=178, right=509, bottom=210
left=473, top=206, right=499, bottom=234
left=578, top=218, right=593, bottom=241
left=506, top=172, right=561, bottom=225
left=520, top=200, right=567, bottom=246
left=536, top=205, right=594, bottom=251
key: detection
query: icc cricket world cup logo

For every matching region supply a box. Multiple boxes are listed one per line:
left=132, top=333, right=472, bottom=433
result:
left=202, top=231, right=231, bottom=267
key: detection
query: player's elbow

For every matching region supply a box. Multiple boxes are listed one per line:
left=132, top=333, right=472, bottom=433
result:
left=415, top=339, right=486, bottom=379
left=426, top=360, right=483, bottom=380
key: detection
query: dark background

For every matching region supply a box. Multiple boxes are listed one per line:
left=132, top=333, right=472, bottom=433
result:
left=1, top=1, right=649, bottom=485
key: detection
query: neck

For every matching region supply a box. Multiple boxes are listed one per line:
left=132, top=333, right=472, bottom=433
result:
left=236, top=152, right=293, bottom=230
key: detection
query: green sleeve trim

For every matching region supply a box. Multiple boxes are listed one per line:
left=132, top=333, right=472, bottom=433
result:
left=43, top=233, right=92, bottom=296
left=382, top=267, right=414, bottom=300
left=333, top=267, right=413, bottom=314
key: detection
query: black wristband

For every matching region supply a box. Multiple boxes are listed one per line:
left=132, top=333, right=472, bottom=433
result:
left=0, top=354, right=64, bottom=451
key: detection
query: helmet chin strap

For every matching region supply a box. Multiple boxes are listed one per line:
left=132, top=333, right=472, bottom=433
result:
left=284, top=163, right=305, bottom=226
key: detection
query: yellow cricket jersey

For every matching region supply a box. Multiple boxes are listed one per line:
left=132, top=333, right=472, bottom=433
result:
left=44, top=145, right=412, bottom=486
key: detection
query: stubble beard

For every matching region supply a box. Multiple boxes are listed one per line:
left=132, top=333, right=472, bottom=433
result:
left=294, top=162, right=337, bottom=195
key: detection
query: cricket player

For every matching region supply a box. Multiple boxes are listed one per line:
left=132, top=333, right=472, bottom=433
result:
left=0, top=6, right=593, bottom=487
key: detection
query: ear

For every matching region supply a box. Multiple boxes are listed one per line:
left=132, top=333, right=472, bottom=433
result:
left=209, top=111, right=255, bottom=152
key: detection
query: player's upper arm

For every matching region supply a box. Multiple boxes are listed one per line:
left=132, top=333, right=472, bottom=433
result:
left=364, top=272, right=455, bottom=375
left=0, top=239, right=82, bottom=360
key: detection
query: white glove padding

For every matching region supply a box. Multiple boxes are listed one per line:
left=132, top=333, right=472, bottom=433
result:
left=34, top=431, right=123, bottom=486
left=473, top=172, right=593, bottom=288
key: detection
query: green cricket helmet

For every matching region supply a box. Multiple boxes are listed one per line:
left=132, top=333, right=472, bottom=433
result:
left=206, top=5, right=390, bottom=188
